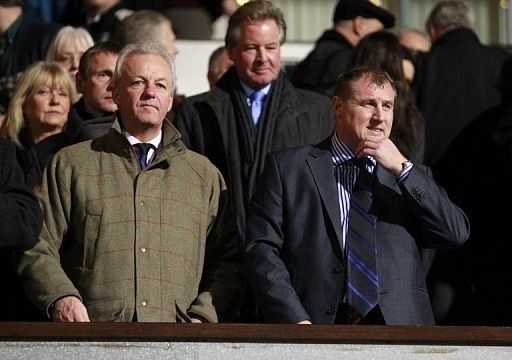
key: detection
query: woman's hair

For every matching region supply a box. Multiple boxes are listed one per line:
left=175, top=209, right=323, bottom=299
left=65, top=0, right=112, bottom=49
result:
left=1, top=62, right=78, bottom=148
left=45, top=26, right=94, bottom=62
left=350, top=30, right=423, bottom=158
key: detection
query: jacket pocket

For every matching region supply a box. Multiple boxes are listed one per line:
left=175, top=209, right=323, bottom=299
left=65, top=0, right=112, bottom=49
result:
left=86, top=298, right=125, bottom=322
left=82, top=213, right=100, bottom=269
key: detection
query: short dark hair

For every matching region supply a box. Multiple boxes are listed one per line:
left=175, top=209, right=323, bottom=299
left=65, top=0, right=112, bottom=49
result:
left=78, top=42, right=122, bottom=78
left=334, top=67, right=396, bottom=100
left=225, top=0, right=286, bottom=50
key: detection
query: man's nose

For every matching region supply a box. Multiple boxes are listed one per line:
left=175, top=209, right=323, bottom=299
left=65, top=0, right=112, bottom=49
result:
left=143, top=83, right=156, bottom=97
left=373, top=104, right=385, bottom=121
left=256, top=47, right=268, bottom=62
left=106, top=79, right=114, bottom=91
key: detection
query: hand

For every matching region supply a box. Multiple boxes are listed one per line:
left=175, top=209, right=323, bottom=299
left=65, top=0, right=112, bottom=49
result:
left=355, top=134, right=407, bottom=176
left=297, top=320, right=312, bottom=324
left=190, top=317, right=203, bottom=323
left=52, top=296, right=90, bottom=322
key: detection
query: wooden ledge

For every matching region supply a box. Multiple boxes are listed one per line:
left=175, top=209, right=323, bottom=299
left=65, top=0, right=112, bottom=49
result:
left=1, top=323, right=512, bottom=345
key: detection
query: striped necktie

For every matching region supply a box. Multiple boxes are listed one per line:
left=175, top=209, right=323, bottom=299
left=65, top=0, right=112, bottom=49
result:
left=134, top=143, right=154, bottom=170
left=346, top=160, right=379, bottom=317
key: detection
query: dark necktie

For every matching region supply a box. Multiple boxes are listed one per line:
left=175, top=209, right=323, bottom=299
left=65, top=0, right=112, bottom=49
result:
left=346, top=159, right=379, bottom=318
left=134, top=143, right=154, bottom=170
left=250, top=90, right=265, bottom=124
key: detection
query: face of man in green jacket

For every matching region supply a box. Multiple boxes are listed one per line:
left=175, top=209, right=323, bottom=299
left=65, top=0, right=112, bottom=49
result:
left=113, top=51, right=174, bottom=142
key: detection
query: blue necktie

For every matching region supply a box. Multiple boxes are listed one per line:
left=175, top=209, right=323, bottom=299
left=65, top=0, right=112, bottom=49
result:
left=346, top=160, right=379, bottom=317
left=250, top=90, right=265, bottom=124
left=134, top=143, right=154, bottom=170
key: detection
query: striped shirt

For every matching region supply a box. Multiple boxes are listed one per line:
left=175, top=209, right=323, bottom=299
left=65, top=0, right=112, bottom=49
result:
left=331, top=135, right=412, bottom=249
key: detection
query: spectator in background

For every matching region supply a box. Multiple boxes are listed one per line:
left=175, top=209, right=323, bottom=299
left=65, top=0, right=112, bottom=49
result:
left=0, top=137, right=44, bottom=321
left=46, top=26, right=95, bottom=82
left=23, top=42, right=122, bottom=188
left=398, top=28, right=431, bottom=59
left=61, top=0, right=133, bottom=42
left=416, top=0, right=510, bottom=168
left=211, top=0, right=240, bottom=40
left=0, top=62, right=78, bottom=168
left=415, top=0, right=511, bottom=326
left=207, top=45, right=233, bottom=88
left=0, top=0, right=61, bottom=121
left=113, top=10, right=178, bottom=56
left=162, top=0, right=223, bottom=40
left=74, top=42, right=120, bottom=123
left=291, top=0, right=395, bottom=97
left=174, top=0, right=335, bottom=251
left=17, top=41, right=243, bottom=323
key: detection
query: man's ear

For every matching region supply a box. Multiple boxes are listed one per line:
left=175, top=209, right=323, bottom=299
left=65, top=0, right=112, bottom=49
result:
left=167, top=95, right=173, bottom=112
left=332, top=96, right=344, bottom=115
left=352, top=16, right=364, bottom=37
left=113, top=85, right=120, bottom=105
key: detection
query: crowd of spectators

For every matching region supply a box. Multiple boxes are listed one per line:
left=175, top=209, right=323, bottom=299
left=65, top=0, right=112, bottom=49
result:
left=0, top=0, right=509, bottom=326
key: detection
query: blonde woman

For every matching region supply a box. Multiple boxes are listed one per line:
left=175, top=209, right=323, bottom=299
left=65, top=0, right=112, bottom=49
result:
left=46, top=26, right=94, bottom=81
left=1, top=62, right=78, bottom=152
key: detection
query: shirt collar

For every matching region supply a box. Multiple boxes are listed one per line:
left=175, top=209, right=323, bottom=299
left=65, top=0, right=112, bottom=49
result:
left=240, top=81, right=271, bottom=99
left=124, top=130, right=162, bottom=149
left=331, top=134, right=376, bottom=169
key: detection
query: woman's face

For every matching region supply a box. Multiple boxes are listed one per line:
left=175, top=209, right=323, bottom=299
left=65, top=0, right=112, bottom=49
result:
left=23, top=83, right=71, bottom=136
left=56, top=37, right=87, bottom=80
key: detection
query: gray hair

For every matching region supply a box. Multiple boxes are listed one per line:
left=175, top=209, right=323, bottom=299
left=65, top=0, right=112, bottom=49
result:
left=114, top=41, right=176, bottom=92
left=45, top=26, right=94, bottom=62
left=427, top=0, right=475, bottom=33
left=225, top=0, right=286, bottom=50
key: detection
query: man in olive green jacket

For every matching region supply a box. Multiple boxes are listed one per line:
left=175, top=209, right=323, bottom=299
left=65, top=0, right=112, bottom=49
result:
left=18, top=41, right=243, bottom=323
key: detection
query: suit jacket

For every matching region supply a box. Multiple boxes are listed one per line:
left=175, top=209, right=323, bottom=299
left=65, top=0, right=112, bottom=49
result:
left=244, top=138, right=469, bottom=325
left=18, top=118, right=243, bottom=322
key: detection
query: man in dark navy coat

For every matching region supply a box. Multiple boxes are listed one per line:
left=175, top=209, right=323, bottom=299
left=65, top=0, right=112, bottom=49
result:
left=245, top=68, right=469, bottom=325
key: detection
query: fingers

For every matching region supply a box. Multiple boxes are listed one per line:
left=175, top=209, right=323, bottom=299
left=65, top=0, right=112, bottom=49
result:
left=52, top=296, right=90, bottom=322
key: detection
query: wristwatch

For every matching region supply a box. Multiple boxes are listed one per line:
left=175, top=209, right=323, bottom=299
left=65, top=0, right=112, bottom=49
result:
left=401, top=159, right=413, bottom=171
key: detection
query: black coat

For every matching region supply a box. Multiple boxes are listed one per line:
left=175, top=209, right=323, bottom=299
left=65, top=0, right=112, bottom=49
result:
left=173, top=70, right=335, bottom=241
left=0, top=138, right=44, bottom=321
left=415, top=28, right=511, bottom=166
left=291, top=30, right=354, bottom=97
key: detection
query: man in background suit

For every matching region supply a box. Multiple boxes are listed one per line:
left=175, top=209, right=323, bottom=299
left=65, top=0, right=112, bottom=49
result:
left=245, top=68, right=469, bottom=325
left=174, top=0, right=334, bottom=246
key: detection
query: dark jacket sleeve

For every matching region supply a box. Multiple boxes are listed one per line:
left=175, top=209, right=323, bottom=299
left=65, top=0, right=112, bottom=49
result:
left=0, top=138, right=42, bottom=250
left=244, top=153, right=310, bottom=323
